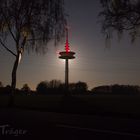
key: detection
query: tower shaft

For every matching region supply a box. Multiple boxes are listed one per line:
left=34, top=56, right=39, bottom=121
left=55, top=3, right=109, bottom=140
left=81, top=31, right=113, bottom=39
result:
left=65, top=59, right=69, bottom=90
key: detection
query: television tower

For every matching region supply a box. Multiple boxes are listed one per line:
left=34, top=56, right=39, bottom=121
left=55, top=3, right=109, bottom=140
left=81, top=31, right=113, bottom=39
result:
left=59, top=27, right=76, bottom=90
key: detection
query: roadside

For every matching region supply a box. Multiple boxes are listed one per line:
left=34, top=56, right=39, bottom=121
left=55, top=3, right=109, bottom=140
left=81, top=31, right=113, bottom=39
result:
left=0, top=108, right=140, bottom=139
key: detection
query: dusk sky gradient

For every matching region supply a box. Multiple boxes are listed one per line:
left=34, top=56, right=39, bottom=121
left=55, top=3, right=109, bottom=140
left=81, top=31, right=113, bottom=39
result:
left=1, top=0, right=140, bottom=90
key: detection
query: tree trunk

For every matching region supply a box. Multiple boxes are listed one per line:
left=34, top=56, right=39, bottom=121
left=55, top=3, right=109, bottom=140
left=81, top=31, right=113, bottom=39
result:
left=11, top=54, right=19, bottom=89
left=8, top=53, right=20, bottom=107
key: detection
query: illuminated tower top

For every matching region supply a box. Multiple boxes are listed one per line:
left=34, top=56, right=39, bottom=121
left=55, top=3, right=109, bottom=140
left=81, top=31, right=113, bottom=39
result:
left=65, top=27, right=70, bottom=53
left=59, top=27, right=75, bottom=59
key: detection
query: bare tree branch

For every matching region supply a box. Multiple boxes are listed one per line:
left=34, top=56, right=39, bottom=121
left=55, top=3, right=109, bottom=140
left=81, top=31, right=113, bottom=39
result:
left=1, top=10, right=17, bottom=43
left=99, top=0, right=140, bottom=41
left=0, top=38, right=17, bottom=56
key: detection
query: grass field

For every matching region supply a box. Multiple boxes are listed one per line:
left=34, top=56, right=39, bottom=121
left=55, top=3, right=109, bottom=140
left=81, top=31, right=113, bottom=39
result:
left=0, top=94, right=140, bottom=117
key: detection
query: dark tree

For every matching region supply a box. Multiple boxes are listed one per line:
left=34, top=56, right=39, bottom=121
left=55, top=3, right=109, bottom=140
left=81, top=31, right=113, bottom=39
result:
left=0, top=81, right=3, bottom=87
left=75, top=81, right=88, bottom=92
left=36, top=80, right=64, bottom=94
left=91, top=84, right=140, bottom=95
left=91, top=85, right=111, bottom=94
left=68, top=81, right=88, bottom=94
left=48, top=80, right=62, bottom=89
left=36, top=81, right=48, bottom=94
left=21, top=83, right=31, bottom=92
left=99, top=0, right=140, bottom=42
left=0, top=0, right=66, bottom=90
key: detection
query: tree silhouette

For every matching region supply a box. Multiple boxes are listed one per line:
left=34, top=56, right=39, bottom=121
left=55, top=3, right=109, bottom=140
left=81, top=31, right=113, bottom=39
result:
left=99, top=0, right=140, bottom=42
left=36, top=81, right=48, bottom=94
left=69, top=81, right=88, bottom=94
left=48, top=80, right=62, bottom=89
left=91, top=84, right=140, bottom=95
left=0, top=0, right=66, bottom=90
left=75, top=81, right=88, bottom=92
left=0, top=81, right=3, bottom=87
left=21, top=83, right=31, bottom=93
left=36, top=80, right=64, bottom=94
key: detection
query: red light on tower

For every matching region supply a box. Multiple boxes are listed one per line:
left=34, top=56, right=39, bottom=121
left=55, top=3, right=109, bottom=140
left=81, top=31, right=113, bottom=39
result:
left=65, top=40, right=70, bottom=53
left=59, top=27, right=76, bottom=91
left=65, top=28, right=70, bottom=53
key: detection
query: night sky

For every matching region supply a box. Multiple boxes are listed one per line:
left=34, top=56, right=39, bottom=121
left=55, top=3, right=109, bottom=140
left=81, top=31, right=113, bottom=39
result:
left=1, top=0, right=140, bottom=90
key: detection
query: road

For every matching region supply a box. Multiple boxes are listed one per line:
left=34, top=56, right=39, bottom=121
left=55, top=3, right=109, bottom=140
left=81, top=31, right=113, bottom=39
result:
left=0, top=108, right=140, bottom=139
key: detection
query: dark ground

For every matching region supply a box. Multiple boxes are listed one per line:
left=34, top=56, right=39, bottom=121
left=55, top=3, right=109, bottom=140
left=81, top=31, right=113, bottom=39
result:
left=0, top=108, right=140, bottom=140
